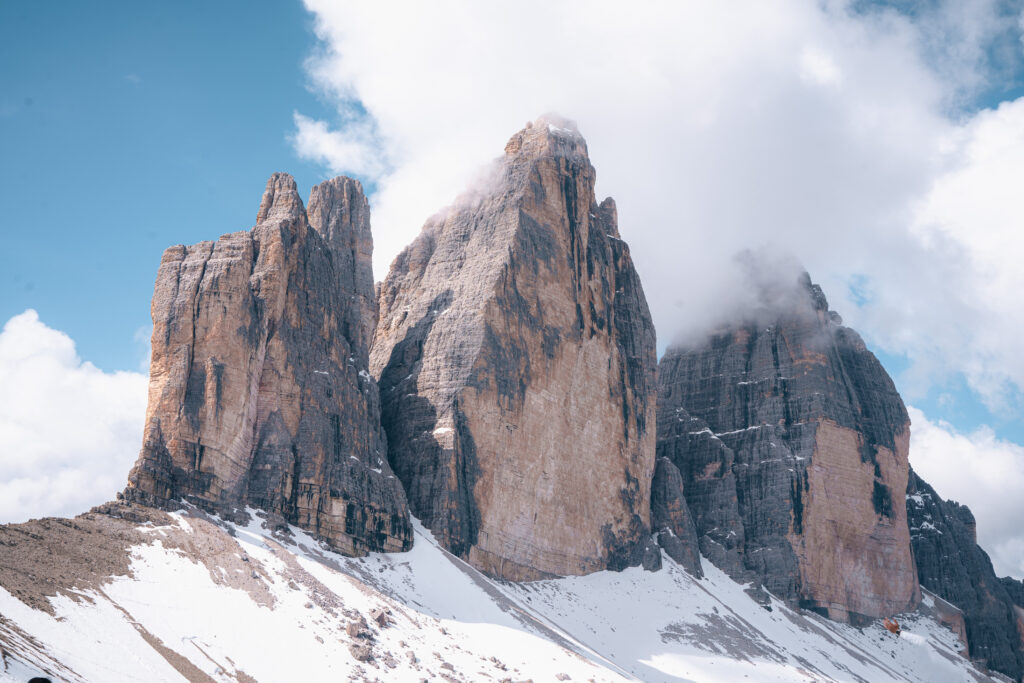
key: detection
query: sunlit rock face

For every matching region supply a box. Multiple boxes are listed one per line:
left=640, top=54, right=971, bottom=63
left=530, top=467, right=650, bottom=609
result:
left=125, top=173, right=412, bottom=556
left=371, top=116, right=658, bottom=580
left=658, top=271, right=919, bottom=624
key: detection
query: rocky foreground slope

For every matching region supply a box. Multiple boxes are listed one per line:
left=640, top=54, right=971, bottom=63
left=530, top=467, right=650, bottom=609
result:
left=0, top=504, right=995, bottom=683
left=124, top=173, right=411, bottom=556
left=371, top=116, right=658, bottom=580
left=657, top=272, right=920, bottom=625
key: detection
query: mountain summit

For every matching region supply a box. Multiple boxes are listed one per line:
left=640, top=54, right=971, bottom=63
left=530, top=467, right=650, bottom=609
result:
left=124, top=173, right=411, bottom=555
left=657, top=270, right=920, bottom=624
left=371, top=115, right=659, bottom=580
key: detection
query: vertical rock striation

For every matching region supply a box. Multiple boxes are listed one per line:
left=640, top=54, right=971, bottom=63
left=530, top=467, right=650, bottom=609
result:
left=657, top=271, right=919, bottom=623
left=907, top=470, right=1024, bottom=680
left=371, top=115, right=658, bottom=580
left=124, top=173, right=412, bottom=555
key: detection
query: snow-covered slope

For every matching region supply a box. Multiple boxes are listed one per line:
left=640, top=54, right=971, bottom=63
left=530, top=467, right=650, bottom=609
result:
left=0, top=507, right=1002, bottom=682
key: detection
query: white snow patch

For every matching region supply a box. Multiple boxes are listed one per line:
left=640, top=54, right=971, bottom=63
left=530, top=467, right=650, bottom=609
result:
left=0, top=508, right=996, bottom=683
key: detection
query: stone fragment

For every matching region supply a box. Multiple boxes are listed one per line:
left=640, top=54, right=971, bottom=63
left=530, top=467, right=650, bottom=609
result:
left=348, top=642, right=373, bottom=662
left=370, top=606, right=391, bottom=627
left=346, top=614, right=373, bottom=640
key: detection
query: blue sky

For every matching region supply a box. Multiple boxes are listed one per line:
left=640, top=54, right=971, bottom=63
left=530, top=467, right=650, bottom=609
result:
left=0, top=1, right=342, bottom=371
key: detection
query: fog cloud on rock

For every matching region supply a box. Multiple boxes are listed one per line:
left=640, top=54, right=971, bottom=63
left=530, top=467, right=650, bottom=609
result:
left=294, top=0, right=1024, bottom=416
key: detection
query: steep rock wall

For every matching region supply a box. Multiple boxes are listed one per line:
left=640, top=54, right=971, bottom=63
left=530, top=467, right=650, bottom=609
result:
left=371, top=116, right=657, bottom=580
left=124, top=174, right=411, bottom=555
left=657, top=273, right=919, bottom=623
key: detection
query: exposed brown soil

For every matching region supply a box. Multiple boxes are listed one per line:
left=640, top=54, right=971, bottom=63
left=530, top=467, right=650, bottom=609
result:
left=0, top=501, right=278, bottom=617
left=0, top=503, right=169, bottom=615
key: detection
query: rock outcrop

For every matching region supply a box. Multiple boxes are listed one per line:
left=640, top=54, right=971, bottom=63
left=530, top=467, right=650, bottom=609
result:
left=124, top=173, right=412, bottom=555
left=657, top=271, right=920, bottom=624
left=371, top=115, right=658, bottom=580
left=649, top=457, right=703, bottom=576
left=907, top=470, right=1024, bottom=680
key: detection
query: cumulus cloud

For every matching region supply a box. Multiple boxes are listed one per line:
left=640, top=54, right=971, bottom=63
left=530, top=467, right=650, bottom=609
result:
left=292, top=0, right=1024, bottom=416
left=0, top=310, right=147, bottom=523
left=909, top=406, right=1024, bottom=579
left=902, top=99, right=1024, bottom=413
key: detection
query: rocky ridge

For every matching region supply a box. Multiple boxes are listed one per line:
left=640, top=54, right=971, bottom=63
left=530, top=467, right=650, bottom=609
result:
left=124, top=173, right=411, bottom=556
left=657, top=271, right=920, bottom=624
left=907, top=469, right=1024, bottom=679
left=370, top=115, right=658, bottom=580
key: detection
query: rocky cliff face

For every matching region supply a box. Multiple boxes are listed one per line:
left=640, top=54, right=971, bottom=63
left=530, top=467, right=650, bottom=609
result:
left=370, top=115, right=658, bottom=580
left=124, top=173, right=412, bottom=555
left=908, top=470, right=1024, bottom=680
left=649, top=456, right=703, bottom=576
left=657, top=272, right=920, bottom=624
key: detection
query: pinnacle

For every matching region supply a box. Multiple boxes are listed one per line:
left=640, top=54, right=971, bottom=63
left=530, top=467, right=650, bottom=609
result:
left=255, top=172, right=303, bottom=224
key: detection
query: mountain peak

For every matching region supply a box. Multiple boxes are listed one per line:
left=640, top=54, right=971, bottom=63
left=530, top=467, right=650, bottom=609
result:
left=373, top=114, right=656, bottom=580
left=504, top=113, right=589, bottom=160
left=255, top=172, right=303, bottom=224
left=124, top=173, right=411, bottom=555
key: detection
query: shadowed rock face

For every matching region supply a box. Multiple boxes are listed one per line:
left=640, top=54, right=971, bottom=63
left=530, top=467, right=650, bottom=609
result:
left=124, top=173, right=412, bottom=555
left=650, top=457, right=703, bottom=577
left=908, top=470, right=1024, bottom=680
left=657, top=272, right=919, bottom=624
left=371, top=115, right=658, bottom=580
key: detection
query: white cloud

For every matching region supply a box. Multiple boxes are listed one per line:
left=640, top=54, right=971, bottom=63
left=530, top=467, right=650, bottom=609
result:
left=290, top=5, right=1024, bottom=579
left=290, top=111, right=387, bottom=179
left=0, top=310, right=147, bottom=524
left=292, top=0, right=1024, bottom=414
left=903, top=99, right=1024, bottom=413
left=799, top=46, right=843, bottom=87
left=909, top=406, right=1024, bottom=579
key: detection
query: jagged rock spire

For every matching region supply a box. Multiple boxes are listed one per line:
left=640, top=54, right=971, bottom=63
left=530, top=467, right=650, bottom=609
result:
left=371, top=115, right=658, bottom=580
left=124, top=173, right=411, bottom=555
